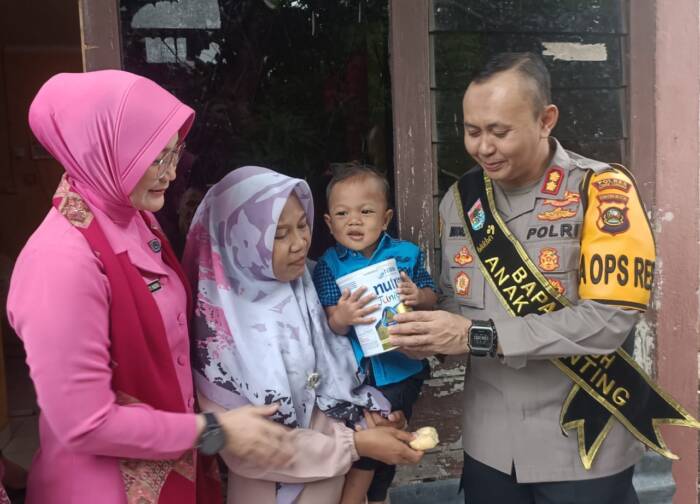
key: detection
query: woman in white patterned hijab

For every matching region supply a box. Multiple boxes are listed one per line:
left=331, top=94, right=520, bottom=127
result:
left=183, top=166, right=422, bottom=504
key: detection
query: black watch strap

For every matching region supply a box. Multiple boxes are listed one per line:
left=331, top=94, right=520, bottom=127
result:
left=197, top=412, right=226, bottom=455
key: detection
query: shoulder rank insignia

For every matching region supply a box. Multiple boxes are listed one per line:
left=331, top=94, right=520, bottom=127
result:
left=454, top=271, right=470, bottom=296
left=538, top=247, right=560, bottom=271
left=454, top=246, right=473, bottom=266
left=541, top=166, right=564, bottom=195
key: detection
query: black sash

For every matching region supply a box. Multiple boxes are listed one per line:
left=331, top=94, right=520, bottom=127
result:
left=454, top=169, right=700, bottom=469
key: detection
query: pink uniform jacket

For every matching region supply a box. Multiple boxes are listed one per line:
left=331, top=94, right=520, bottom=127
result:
left=8, top=205, right=200, bottom=503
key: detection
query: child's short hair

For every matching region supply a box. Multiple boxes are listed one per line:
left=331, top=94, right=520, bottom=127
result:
left=326, top=161, right=391, bottom=205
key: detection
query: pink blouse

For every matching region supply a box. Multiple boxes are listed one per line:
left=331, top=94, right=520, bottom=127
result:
left=199, top=395, right=359, bottom=504
left=7, top=208, right=198, bottom=504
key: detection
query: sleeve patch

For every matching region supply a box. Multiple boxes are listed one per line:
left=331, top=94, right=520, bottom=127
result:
left=578, top=167, right=656, bottom=310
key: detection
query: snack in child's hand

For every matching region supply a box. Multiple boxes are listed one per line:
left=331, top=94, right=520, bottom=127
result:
left=409, top=426, right=439, bottom=450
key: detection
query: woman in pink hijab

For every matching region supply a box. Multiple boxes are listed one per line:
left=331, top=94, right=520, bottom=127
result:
left=6, top=70, right=295, bottom=504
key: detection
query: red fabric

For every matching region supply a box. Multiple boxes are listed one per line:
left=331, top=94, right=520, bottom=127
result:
left=51, top=189, right=221, bottom=504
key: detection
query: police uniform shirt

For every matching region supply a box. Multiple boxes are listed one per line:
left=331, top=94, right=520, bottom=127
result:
left=439, top=139, right=652, bottom=482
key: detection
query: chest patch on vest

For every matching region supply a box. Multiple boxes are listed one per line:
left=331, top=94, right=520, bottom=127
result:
left=538, top=248, right=560, bottom=272
left=449, top=225, right=466, bottom=237
left=454, top=271, right=470, bottom=296
left=453, top=246, right=473, bottom=265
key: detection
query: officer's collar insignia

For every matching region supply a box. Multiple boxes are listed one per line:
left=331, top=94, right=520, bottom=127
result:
left=454, top=271, right=470, bottom=296
left=453, top=246, right=473, bottom=265
left=541, top=166, right=564, bottom=195
left=449, top=226, right=466, bottom=237
left=467, top=199, right=486, bottom=231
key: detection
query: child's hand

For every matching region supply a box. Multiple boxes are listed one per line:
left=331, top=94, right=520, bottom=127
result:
left=365, top=409, right=408, bottom=430
left=335, top=286, right=378, bottom=327
left=399, top=271, right=421, bottom=307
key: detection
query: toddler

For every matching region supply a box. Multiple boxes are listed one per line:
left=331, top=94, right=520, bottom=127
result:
left=312, top=163, right=437, bottom=504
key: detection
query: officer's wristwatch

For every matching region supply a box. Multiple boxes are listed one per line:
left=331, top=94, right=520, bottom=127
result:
left=196, top=412, right=226, bottom=455
left=468, top=319, right=498, bottom=357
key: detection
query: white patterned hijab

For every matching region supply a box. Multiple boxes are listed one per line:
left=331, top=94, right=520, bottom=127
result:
left=183, top=166, right=388, bottom=430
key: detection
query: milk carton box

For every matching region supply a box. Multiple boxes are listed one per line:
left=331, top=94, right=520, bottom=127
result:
left=335, top=258, right=411, bottom=357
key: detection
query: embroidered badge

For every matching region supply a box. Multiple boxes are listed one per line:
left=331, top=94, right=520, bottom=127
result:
left=542, top=190, right=581, bottom=208
left=537, top=207, right=578, bottom=221
left=454, top=271, right=470, bottom=296
left=547, top=277, right=566, bottom=295
left=538, top=247, right=560, bottom=272
left=148, top=239, right=162, bottom=253
left=453, top=246, right=474, bottom=265
left=596, top=193, right=630, bottom=235
left=58, top=193, right=94, bottom=228
left=541, top=167, right=564, bottom=195
left=593, top=178, right=631, bottom=193
left=467, top=199, right=486, bottom=231
left=449, top=226, right=466, bottom=238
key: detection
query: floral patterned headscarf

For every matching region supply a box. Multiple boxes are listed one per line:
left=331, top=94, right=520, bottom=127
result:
left=183, top=166, right=388, bottom=430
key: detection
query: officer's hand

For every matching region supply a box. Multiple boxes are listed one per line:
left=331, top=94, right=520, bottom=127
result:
left=388, top=310, right=471, bottom=357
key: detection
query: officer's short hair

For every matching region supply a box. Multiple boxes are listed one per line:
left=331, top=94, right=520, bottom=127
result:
left=472, top=52, right=551, bottom=117
left=326, top=161, right=390, bottom=206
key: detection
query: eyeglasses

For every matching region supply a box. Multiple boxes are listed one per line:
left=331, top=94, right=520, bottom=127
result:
left=153, top=142, right=186, bottom=179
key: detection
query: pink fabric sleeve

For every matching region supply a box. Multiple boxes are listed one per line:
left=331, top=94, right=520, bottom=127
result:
left=7, top=242, right=198, bottom=460
left=199, top=394, right=359, bottom=483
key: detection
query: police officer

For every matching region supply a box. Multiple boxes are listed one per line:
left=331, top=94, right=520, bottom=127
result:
left=389, top=52, right=656, bottom=503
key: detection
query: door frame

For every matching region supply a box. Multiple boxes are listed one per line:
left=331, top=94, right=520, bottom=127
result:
left=81, top=1, right=699, bottom=500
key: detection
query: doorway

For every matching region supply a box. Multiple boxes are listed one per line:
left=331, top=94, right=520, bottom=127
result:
left=0, top=0, right=83, bottom=493
left=119, top=0, right=394, bottom=259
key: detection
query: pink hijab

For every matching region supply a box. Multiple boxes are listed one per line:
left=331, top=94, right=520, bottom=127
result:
left=28, top=70, right=194, bottom=224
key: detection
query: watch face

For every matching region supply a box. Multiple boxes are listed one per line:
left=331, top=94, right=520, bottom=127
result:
left=471, top=328, right=492, bottom=348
